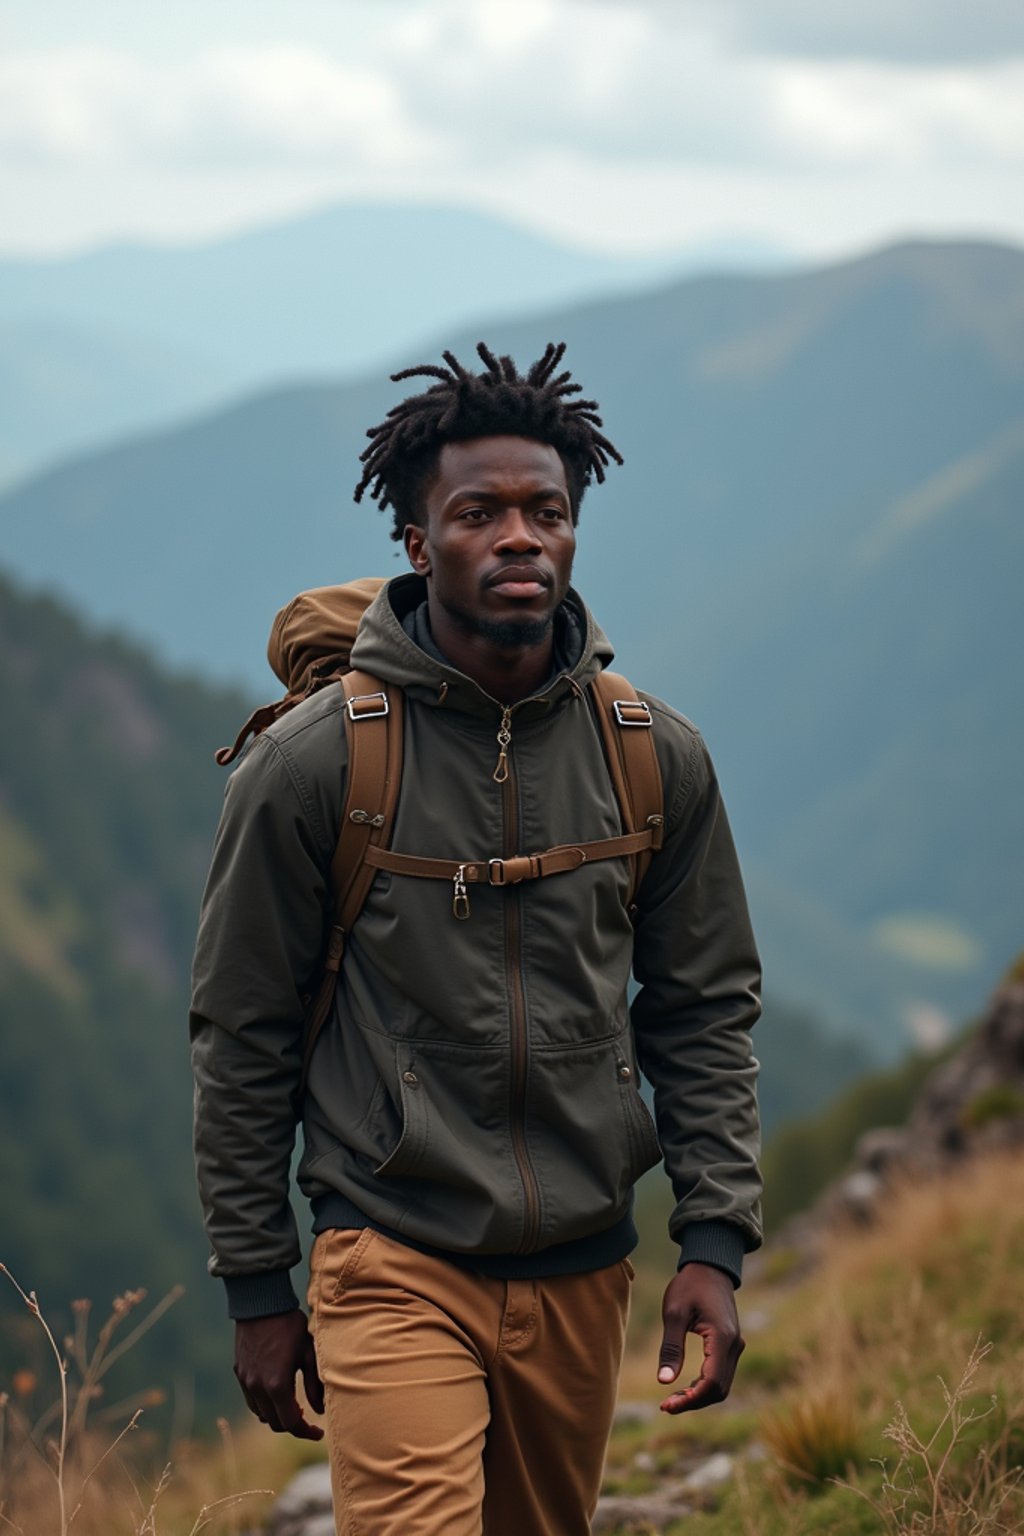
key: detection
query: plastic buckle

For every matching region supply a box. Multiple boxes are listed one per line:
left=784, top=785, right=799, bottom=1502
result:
left=346, top=691, right=390, bottom=722
left=613, top=699, right=653, bottom=728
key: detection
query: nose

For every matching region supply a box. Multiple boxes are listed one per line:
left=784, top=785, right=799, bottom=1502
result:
left=493, top=508, right=542, bottom=552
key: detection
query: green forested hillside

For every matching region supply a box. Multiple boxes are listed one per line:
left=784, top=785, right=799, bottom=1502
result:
left=0, top=571, right=253, bottom=1414
left=0, top=569, right=874, bottom=1418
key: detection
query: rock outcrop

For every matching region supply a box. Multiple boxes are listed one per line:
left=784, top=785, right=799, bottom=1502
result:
left=778, top=965, right=1024, bottom=1253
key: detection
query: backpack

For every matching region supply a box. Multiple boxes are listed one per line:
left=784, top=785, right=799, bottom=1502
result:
left=217, top=579, right=665, bottom=1079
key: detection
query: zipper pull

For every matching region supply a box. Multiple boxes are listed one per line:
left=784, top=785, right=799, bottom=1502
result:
left=453, top=864, right=471, bottom=920
left=493, top=707, right=512, bottom=784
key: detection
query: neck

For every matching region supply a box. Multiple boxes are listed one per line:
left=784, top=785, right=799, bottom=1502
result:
left=426, top=597, right=556, bottom=704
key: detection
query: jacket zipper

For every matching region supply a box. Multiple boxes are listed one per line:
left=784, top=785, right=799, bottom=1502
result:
left=498, top=705, right=542, bottom=1252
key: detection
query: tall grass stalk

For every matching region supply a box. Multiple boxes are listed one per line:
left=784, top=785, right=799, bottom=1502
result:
left=842, top=1337, right=1023, bottom=1534
left=1, top=1264, right=69, bottom=1535
left=0, top=1265, right=272, bottom=1535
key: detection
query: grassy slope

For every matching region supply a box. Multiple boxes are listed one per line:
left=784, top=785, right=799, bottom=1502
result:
left=610, top=1146, right=1024, bottom=1534
left=6, top=1145, right=1020, bottom=1534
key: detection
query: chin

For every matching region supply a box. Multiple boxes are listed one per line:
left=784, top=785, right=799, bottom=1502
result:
left=475, top=614, right=554, bottom=649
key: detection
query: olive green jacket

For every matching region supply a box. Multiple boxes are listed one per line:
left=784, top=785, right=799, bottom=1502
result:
left=190, top=576, right=762, bottom=1315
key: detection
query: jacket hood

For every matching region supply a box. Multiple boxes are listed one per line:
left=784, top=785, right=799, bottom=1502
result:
left=349, top=572, right=614, bottom=720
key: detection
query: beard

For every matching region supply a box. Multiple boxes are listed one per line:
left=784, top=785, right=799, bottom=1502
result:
left=441, top=597, right=555, bottom=651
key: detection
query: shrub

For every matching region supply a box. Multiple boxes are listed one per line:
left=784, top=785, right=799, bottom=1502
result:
left=760, top=1392, right=864, bottom=1486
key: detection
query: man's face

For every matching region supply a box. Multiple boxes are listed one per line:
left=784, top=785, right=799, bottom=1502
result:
left=404, top=436, right=576, bottom=649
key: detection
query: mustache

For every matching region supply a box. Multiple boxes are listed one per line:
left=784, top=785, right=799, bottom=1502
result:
left=484, top=564, right=552, bottom=587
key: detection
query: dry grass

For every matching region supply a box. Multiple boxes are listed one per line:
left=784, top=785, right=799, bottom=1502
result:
left=607, top=1147, right=1024, bottom=1535
left=761, top=1393, right=864, bottom=1486
left=0, top=1265, right=275, bottom=1536
left=841, top=1337, right=1024, bottom=1535
left=5, top=1146, right=1024, bottom=1536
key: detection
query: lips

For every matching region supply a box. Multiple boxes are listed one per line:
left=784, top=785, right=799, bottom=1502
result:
left=486, top=565, right=551, bottom=599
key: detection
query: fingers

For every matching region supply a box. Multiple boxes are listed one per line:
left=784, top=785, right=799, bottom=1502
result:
left=233, top=1312, right=325, bottom=1440
left=242, top=1379, right=325, bottom=1440
left=302, top=1330, right=326, bottom=1416
left=659, top=1322, right=745, bottom=1416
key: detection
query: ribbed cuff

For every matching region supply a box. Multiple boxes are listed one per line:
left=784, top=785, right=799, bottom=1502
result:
left=223, top=1269, right=300, bottom=1321
left=677, top=1220, right=744, bottom=1288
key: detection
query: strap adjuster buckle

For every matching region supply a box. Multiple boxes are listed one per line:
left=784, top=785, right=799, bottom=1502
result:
left=612, top=699, right=653, bottom=728
left=488, top=855, right=538, bottom=886
left=346, top=691, right=390, bottom=722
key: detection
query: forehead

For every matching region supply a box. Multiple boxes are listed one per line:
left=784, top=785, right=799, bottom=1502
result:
left=432, top=436, right=568, bottom=499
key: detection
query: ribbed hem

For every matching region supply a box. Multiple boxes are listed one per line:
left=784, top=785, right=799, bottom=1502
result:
left=677, top=1221, right=745, bottom=1288
left=223, top=1269, right=300, bottom=1320
left=311, top=1192, right=637, bottom=1278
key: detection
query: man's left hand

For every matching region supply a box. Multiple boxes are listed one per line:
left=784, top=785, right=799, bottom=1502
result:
left=656, top=1262, right=745, bottom=1414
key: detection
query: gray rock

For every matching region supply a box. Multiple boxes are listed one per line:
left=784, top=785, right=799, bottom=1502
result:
left=592, top=1482, right=694, bottom=1534
left=613, top=1399, right=659, bottom=1428
left=855, top=1125, right=911, bottom=1174
left=680, top=1451, right=734, bottom=1493
left=266, top=1462, right=333, bottom=1536
left=769, top=969, right=1024, bottom=1266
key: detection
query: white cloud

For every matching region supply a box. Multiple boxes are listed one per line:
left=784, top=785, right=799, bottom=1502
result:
left=771, top=59, right=1024, bottom=167
left=387, top=1, right=1024, bottom=172
left=0, top=45, right=439, bottom=168
left=2, top=18, right=1022, bottom=181
left=0, top=3, right=1023, bottom=257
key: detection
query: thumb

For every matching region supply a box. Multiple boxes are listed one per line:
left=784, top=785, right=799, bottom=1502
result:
left=302, top=1329, right=325, bottom=1416
left=658, top=1314, right=688, bottom=1385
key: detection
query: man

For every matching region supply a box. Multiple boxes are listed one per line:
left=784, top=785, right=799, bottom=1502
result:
left=191, top=342, right=762, bottom=1536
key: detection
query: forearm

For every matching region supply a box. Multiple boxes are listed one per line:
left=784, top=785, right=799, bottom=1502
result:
left=631, top=719, right=763, bottom=1261
left=191, top=1014, right=304, bottom=1311
left=189, top=731, right=332, bottom=1310
left=634, top=989, right=762, bottom=1252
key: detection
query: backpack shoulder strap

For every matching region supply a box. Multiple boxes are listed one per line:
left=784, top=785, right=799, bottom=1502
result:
left=589, top=670, right=665, bottom=909
left=300, top=670, right=404, bottom=1082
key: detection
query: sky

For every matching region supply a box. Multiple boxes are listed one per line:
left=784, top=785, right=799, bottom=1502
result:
left=2, top=0, right=1024, bottom=260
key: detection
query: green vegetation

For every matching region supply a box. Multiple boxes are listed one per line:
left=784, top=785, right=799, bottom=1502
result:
left=0, top=570, right=254, bottom=1419
left=961, top=1083, right=1024, bottom=1131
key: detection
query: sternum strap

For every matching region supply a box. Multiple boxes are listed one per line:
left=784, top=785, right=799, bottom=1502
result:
left=364, top=827, right=657, bottom=887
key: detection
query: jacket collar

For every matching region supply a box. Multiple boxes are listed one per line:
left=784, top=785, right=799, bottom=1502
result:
left=349, top=572, right=614, bottom=721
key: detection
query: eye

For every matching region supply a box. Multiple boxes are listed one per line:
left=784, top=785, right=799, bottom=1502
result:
left=458, top=506, right=489, bottom=521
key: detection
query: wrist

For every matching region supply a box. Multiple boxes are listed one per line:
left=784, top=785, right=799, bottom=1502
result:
left=676, top=1220, right=744, bottom=1288
left=223, top=1269, right=299, bottom=1320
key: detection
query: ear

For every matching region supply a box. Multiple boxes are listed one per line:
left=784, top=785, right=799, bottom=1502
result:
left=404, top=522, right=431, bottom=576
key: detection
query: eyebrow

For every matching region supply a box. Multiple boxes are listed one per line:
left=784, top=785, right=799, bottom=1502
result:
left=448, top=484, right=570, bottom=503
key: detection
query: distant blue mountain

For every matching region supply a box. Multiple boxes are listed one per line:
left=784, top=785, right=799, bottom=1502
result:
left=0, top=201, right=786, bottom=481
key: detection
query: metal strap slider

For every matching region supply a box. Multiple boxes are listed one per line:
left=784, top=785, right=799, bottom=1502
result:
left=346, top=691, right=390, bottom=721
left=612, top=699, right=653, bottom=728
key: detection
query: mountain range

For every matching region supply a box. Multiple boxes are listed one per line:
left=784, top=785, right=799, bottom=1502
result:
left=0, top=201, right=784, bottom=484
left=3, top=236, right=1020, bottom=1049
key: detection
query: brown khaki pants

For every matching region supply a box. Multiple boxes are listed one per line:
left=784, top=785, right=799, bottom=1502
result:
left=307, top=1228, right=632, bottom=1536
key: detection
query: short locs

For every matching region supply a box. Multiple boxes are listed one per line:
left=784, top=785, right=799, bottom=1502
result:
left=354, top=341, right=623, bottom=540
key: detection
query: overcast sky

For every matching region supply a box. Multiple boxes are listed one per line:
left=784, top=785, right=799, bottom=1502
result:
left=2, top=0, right=1023, bottom=259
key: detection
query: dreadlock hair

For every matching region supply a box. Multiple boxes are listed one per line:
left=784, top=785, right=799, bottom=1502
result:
left=354, top=341, right=623, bottom=540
